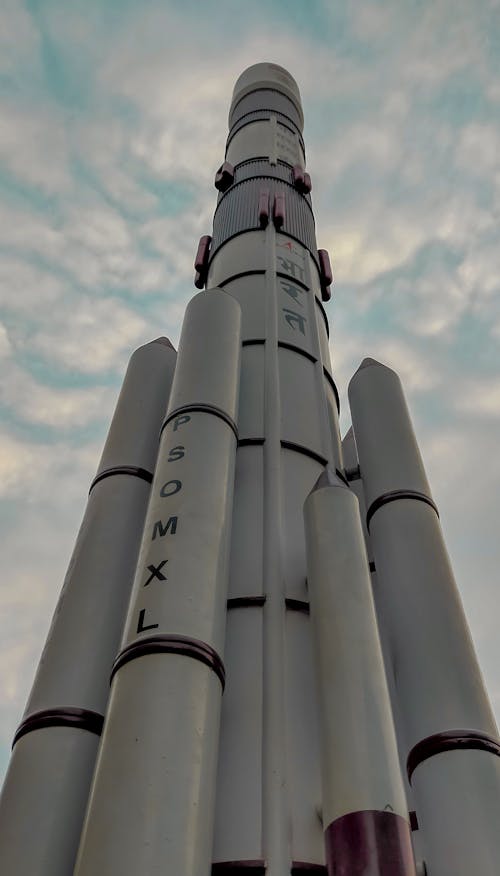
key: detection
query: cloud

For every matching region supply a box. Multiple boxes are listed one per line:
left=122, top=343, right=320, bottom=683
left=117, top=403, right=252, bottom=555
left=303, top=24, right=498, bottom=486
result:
left=0, top=99, right=71, bottom=194
left=1, top=0, right=500, bottom=781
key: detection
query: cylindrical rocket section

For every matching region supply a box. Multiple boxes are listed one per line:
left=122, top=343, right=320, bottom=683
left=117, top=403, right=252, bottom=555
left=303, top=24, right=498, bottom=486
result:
left=349, top=358, right=500, bottom=876
left=74, top=289, right=241, bottom=876
left=207, top=63, right=341, bottom=871
left=0, top=337, right=177, bottom=876
left=304, top=468, right=416, bottom=876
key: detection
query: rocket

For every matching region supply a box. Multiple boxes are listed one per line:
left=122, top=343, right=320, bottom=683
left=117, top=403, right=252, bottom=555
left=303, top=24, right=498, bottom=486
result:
left=0, top=338, right=177, bottom=874
left=348, top=359, right=500, bottom=875
left=74, top=289, right=241, bottom=874
left=1, top=62, right=499, bottom=876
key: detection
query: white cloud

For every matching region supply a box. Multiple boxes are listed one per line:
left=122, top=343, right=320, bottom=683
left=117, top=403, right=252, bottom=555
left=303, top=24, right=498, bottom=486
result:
left=28, top=296, right=149, bottom=375
left=0, top=0, right=41, bottom=78
left=0, top=100, right=71, bottom=194
left=0, top=359, right=114, bottom=430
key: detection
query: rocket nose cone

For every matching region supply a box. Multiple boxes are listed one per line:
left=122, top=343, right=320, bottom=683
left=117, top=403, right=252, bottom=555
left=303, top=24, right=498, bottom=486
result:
left=152, top=336, right=175, bottom=349
left=310, top=467, right=349, bottom=494
left=230, top=62, right=304, bottom=128
left=358, top=357, right=384, bottom=370
left=348, top=357, right=400, bottom=395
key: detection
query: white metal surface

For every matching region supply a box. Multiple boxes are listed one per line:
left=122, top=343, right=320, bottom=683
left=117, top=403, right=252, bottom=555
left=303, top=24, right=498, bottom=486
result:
left=349, top=357, right=500, bottom=876
left=0, top=338, right=176, bottom=876
left=74, top=290, right=241, bottom=875
left=304, top=472, right=409, bottom=826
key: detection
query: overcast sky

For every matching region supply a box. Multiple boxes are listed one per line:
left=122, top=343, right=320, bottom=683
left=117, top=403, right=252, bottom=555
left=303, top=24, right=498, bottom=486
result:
left=1, top=0, right=499, bottom=781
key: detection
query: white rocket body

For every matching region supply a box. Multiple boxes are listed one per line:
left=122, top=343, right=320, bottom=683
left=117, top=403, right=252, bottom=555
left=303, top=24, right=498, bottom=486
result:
left=1, top=63, right=498, bottom=876
left=74, top=290, right=241, bottom=875
left=349, top=358, right=500, bottom=875
left=0, top=338, right=177, bottom=875
left=304, top=469, right=416, bottom=875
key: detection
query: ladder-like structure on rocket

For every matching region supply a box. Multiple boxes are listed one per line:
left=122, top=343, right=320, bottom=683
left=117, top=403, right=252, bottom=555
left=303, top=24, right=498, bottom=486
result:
left=1, top=62, right=499, bottom=876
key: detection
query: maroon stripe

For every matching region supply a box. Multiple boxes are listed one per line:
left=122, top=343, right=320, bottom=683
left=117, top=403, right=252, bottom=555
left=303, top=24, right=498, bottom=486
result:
left=366, top=489, right=438, bottom=531
left=161, top=404, right=238, bottom=440
left=292, top=863, right=327, bottom=874
left=285, top=598, right=310, bottom=614
left=227, top=596, right=266, bottom=608
left=13, top=708, right=104, bottom=748
left=325, top=810, right=416, bottom=876
left=407, top=728, right=500, bottom=783
left=111, top=635, right=225, bottom=690
left=212, top=862, right=266, bottom=874
left=89, top=466, right=153, bottom=493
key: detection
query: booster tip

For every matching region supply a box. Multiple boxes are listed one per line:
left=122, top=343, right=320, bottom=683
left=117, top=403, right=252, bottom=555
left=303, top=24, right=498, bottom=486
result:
left=152, top=336, right=175, bottom=349
left=358, top=357, right=383, bottom=371
left=310, top=466, right=349, bottom=494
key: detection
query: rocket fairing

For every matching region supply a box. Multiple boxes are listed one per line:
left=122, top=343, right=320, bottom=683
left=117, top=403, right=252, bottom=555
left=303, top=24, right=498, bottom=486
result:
left=74, top=290, right=241, bottom=875
left=349, top=358, right=500, bottom=876
left=0, top=337, right=177, bottom=876
left=1, top=61, right=499, bottom=876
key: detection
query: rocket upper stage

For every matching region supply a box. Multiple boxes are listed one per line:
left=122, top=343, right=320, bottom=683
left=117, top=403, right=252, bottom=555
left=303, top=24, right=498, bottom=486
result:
left=229, top=62, right=304, bottom=130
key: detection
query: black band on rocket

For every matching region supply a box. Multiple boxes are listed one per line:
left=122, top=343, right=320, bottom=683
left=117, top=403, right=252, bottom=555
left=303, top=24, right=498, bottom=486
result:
left=285, top=598, right=310, bottom=614
left=407, top=729, right=500, bottom=783
left=111, top=635, right=226, bottom=690
left=89, top=466, right=153, bottom=494
left=13, top=707, right=104, bottom=748
left=227, top=596, right=266, bottom=608
left=315, top=297, right=330, bottom=338
left=280, top=440, right=328, bottom=467
left=278, top=341, right=317, bottom=364
left=161, top=404, right=238, bottom=440
left=291, top=864, right=328, bottom=874
left=323, top=368, right=340, bottom=413
left=366, top=489, right=439, bottom=531
left=212, top=862, right=266, bottom=875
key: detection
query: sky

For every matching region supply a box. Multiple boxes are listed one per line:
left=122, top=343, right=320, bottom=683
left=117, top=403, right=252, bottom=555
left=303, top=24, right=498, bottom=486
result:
left=0, top=0, right=499, bottom=782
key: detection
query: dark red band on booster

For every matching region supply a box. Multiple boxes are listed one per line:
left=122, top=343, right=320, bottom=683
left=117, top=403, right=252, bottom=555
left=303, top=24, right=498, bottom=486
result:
left=89, top=466, right=153, bottom=493
left=212, top=862, right=266, bottom=874
left=366, top=489, right=439, bottom=531
left=112, top=635, right=225, bottom=690
left=325, top=810, right=416, bottom=876
left=285, top=598, right=310, bottom=614
left=292, top=863, right=327, bottom=874
left=407, top=728, right=500, bottom=783
left=227, top=596, right=266, bottom=609
left=161, top=404, right=238, bottom=440
left=13, top=708, right=104, bottom=748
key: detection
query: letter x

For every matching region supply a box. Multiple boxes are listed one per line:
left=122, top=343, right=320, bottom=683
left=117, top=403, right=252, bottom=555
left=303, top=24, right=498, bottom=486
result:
left=144, top=560, right=167, bottom=586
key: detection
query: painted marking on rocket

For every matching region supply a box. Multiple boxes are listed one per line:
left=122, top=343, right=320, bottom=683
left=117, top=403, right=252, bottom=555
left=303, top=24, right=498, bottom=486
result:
left=168, top=445, right=185, bottom=462
left=277, top=255, right=305, bottom=282
left=152, top=517, right=178, bottom=539
left=144, top=560, right=168, bottom=586
left=283, top=308, right=307, bottom=335
left=280, top=279, right=304, bottom=306
left=160, top=479, right=182, bottom=497
left=277, top=239, right=304, bottom=258
left=136, top=609, right=159, bottom=633
left=173, top=414, right=191, bottom=431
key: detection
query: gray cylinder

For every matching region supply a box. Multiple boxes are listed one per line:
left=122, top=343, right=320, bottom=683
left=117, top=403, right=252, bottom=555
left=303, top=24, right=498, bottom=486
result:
left=74, top=289, right=241, bottom=876
left=0, top=338, right=177, bottom=876
left=349, top=357, right=500, bottom=876
left=304, top=468, right=416, bottom=876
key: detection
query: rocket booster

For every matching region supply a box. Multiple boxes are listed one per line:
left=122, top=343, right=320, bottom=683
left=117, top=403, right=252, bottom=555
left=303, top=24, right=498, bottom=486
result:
left=349, top=358, right=500, bottom=876
left=74, top=290, right=241, bottom=875
left=0, top=337, right=177, bottom=875
left=304, top=468, right=416, bottom=876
